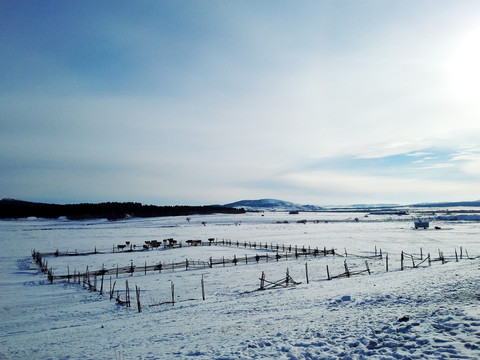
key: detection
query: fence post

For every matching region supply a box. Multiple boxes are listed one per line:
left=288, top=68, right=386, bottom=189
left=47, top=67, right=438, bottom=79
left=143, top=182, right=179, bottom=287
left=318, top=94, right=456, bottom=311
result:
left=125, top=280, right=130, bottom=307
left=326, top=265, right=331, bottom=280
left=401, top=251, right=404, bottom=271
left=305, top=262, right=309, bottom=284
left=428, top=253, right=431, bottom=266
left=344, top=260, right=350, bottom=277
left=201, top=275, right=205, bottom=300
left=136, top=286, right=141, bottom=313
left=260, top=271, right=265, bottom=290
left=365, top=260, right=370, bottom=275
left=455, top=248, right=458, bottom=262
left=100, top=273, right=104, bottom=295
left=386, top=254, right=389, bottom=272
left=171, top=281, right=175, bottom=306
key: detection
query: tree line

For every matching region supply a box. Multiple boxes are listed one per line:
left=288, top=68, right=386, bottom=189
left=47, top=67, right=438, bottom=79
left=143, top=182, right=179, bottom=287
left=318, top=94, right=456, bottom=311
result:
left=0, top=199, right=245, bottom=220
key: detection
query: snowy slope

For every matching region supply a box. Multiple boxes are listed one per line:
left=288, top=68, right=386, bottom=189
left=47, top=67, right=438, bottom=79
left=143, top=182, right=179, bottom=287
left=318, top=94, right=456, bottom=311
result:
left=1, top=211, right=479, bottom=359
left=224, top=199, right=323, bottom=212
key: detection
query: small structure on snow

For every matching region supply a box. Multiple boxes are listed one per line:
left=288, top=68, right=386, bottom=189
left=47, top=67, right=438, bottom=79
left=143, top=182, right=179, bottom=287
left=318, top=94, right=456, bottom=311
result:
left=414, top=220, right=429, bottom=229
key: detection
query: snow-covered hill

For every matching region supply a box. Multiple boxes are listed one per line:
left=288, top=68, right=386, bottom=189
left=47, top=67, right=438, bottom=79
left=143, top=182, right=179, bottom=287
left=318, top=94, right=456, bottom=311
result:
left=223, top=198, right=323, bottom=212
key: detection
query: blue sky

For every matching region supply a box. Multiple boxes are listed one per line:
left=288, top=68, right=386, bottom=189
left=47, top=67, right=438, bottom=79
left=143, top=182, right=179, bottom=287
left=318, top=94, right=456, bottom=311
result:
left=1, top=1, right=480, bottom=206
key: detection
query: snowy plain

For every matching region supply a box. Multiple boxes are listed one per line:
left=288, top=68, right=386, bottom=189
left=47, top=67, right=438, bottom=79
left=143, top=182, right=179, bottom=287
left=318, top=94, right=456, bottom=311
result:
left=1, top=210, right=479, bottom=359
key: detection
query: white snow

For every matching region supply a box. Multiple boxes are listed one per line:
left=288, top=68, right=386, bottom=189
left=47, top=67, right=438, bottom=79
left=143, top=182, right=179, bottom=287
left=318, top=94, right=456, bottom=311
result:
left=1, top=210, right=479, bottom=359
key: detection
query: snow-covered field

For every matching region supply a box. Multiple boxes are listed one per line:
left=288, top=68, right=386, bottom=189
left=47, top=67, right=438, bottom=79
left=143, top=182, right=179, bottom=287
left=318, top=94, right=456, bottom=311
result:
left=1, top=210, right=479, bottom=359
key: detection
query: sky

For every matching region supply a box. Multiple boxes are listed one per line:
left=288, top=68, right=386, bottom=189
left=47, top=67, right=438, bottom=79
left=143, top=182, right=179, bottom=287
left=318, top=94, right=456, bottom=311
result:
left=1, top=1, right=480, bottom=206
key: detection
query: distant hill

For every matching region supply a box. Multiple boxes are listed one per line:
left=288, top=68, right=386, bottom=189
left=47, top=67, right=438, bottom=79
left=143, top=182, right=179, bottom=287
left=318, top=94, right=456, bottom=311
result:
left=0, top=199, right=245, bottom=220
left=223, top=199, right=323, bottom=212
left=410, top=200, right=480, bottom=208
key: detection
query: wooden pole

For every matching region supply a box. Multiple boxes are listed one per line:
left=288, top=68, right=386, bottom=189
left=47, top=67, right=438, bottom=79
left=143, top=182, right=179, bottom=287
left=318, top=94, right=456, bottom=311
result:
left=365, top=260, right=370, bottom=275
left=201, top=275, right=205, bottom=300
left=260, top=271, right=265, bottom=290
left=401, top=251, right=404, bottom=271
left=171, top=281, right=175, bottom=306
left=326, top=265, right=331, bottom=280
left=344, top=260, right=350, bottom=277
left=428, top=253, right=431, bottom=266
left=100, top=273, right=104, bottom=295
left=386, top=254, right=389, bottom=272
left=305, top=262, right=309, bottom=284
left=110, top=280, right=116, bottom=300
left=136, top=286, right=141, bottom=313
left=126, top=280, right=130, bottom=307
left=455, top=248, right=458, bottom=262
left=420, top=247, right=423, bottom=260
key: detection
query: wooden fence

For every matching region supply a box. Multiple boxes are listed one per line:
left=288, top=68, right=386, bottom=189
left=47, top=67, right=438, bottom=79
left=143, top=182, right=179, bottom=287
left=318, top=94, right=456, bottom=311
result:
left=31, top=242, right=478, bottom=312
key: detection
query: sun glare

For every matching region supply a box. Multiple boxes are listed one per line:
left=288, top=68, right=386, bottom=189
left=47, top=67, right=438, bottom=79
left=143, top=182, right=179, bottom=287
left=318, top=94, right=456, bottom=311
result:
left=447, top=24, right=480, bottom=103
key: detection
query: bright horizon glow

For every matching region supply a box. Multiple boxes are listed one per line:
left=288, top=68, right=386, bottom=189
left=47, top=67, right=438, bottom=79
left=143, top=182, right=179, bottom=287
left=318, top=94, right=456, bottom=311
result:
left=1, top=1, right=480, bottom=206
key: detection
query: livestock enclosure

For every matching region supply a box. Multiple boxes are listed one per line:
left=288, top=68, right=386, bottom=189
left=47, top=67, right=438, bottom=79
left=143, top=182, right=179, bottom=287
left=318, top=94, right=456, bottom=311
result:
left=3, top=209, right=480, bottom=359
